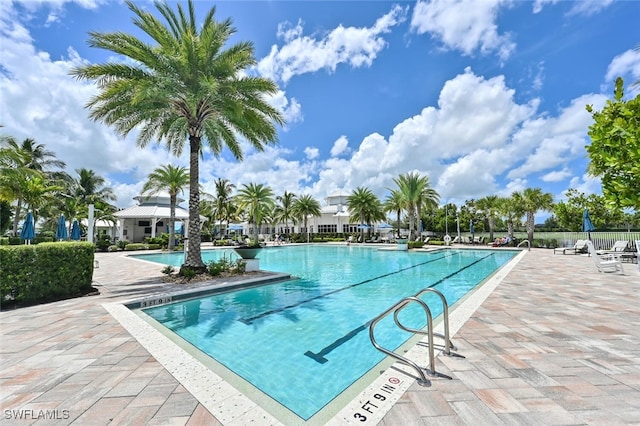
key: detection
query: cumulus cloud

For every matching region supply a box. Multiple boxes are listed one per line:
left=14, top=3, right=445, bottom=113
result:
left=257, top=5, right=407, bottom=83
left=330, top=135, right=349, bottom=157
left=0, top=9, right=178, bottom=208
left=304, top=147, right=319, bottom=160
left=605, top=48, right=640, bottom=86
left=410, top=0, right=515, bottom=61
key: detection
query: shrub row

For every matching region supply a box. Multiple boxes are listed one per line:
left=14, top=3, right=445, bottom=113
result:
left=0, top=242, right=95, bottom=307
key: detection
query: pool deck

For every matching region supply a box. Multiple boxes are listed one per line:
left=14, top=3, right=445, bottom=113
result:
left=1, top=246, right=639, bottom=425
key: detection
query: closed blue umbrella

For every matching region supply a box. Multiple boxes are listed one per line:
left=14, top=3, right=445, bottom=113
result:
left=56, top=215, right=68, bottom=241
left=582, top=209, right=595, bottom=240
left=469, top=220, right=474, bottom=234
left=70, top=219, right=81, bottom=241
left=21, top=211, right=35, bottom=244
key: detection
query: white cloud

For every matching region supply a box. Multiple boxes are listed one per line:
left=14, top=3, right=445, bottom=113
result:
left=0, top=6, right=185, bottom=208
left=532, top=0, right=613, bottom=16
left=566, top=0, right=614, bottom=16
left=269, top=90, right=303, bottom=127
left=541, top=168, right=572, bottom=182
left=507, top=94, right=603, bottom=180
left=410, top=0, right=515, bottom=61
left=304, top=147, right=319, bottom=160
left=605, top=48, right=640, bottom=84
left=330, top=135, right=349, bottom=157
left=257, top=5, right=407, bottom=83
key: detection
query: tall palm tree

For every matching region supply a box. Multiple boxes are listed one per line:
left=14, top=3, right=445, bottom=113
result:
left=512, top=188, right=554, bottom=245
left=21, top=176, right=63, bottom=227
left=384, top=189, right=405, bottom=238
left=393, top=172, right=439, bottom=241
left=142, top=164, right=189, bottom=250
left=74, top=168, right=116, bottom=206
left=347, top=187, right=384, bottom=242
left=476, top=195, right=500, bottom=242
left=497, top=196, right=524, bottom=240
left=291, top=194, right=322, bottom=243
left=213, top=178, right=235, bottom=236
left=71, top=0, right=285, bottom=271
left=235, top=183, right=275, bottom=245
left=275, top=191, right=297, bottom=234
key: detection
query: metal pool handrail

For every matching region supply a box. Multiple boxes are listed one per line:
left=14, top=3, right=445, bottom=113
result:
left=369, top=296, right=433, bottom=386
left=409, top=288, right=463, bottom=358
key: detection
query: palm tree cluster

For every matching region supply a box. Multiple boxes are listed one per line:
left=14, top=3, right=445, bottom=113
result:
left=199, top=182, right=323, bottom=245
left=0, top=136, right=116, bottom=238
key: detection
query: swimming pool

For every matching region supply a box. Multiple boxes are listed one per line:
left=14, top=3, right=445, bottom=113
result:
left=135, top=246, right=517, bottom=421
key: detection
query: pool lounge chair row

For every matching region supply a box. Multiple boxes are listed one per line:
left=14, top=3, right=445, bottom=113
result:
left=452, top=235, right=485, bottom=244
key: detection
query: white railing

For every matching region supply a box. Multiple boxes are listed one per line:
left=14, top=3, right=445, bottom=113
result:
left=558, top=231, right=640, bottom=251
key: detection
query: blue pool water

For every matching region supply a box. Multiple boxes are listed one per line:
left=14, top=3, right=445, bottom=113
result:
left=137, top=246, right=517, bottom=420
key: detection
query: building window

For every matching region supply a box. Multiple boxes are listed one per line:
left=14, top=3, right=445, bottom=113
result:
left=318, top=224, right=337, bottom=233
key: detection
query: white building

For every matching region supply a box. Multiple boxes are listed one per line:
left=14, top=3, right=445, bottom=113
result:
left=113, top=193, right=201, bottom=243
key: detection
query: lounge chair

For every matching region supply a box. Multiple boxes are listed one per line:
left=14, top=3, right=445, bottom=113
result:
left=491, top=236, right=511, bottom=247
left=599, top=240, right=629, bottom=255
left=553, top=239, right=587, bottom=255
left=636, top=241, right=640, bottom=271
left=586, top=241, right=624, bottom=274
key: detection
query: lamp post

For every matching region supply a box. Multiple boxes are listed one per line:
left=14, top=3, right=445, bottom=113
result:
left=445, top=204, right=448, bottom=235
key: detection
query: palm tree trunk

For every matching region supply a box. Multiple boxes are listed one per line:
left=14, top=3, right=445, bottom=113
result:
left=305, top=217, right=309, bottom=243
left=253, top=211, right=259, bottom=245
left=169, top=194, right=176, bottom=251
left=184, top=136, right=205, bottom=270
left=12, top=198, right=22, bottom=237
left=527, top=212, right=534, bottom=245
left=488, top=217, right=495, bottom=242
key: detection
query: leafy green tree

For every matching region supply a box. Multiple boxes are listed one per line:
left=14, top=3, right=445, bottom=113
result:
left=275, top=191, right=297, bottom=234
left=142, top=164, right=189, bottom=250
left=292, top=194, right=322, bottom=243
left=586, top=77, right=640, bottom=209
left=553, top=188, right=623, bottom=231
left=71, top=0, right=284, bottom=271
left=512, top=188, right=554, bottom=245
left=235, top=183, right=275, bottom=245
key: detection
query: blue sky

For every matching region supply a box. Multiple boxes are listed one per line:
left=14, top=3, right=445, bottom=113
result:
left=1, top=0, right=639, bottom=215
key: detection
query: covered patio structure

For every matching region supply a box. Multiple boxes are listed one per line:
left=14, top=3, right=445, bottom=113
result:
left=114, top=193, right=198, bottom=243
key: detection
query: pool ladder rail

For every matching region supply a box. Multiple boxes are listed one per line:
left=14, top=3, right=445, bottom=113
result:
left=369, top=288, right=465, bottom=387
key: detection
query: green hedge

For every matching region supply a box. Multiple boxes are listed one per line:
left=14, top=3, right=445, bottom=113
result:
left=0, top=242, right=95, bottom=306
left=124, top=243, right=147, bottom=251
